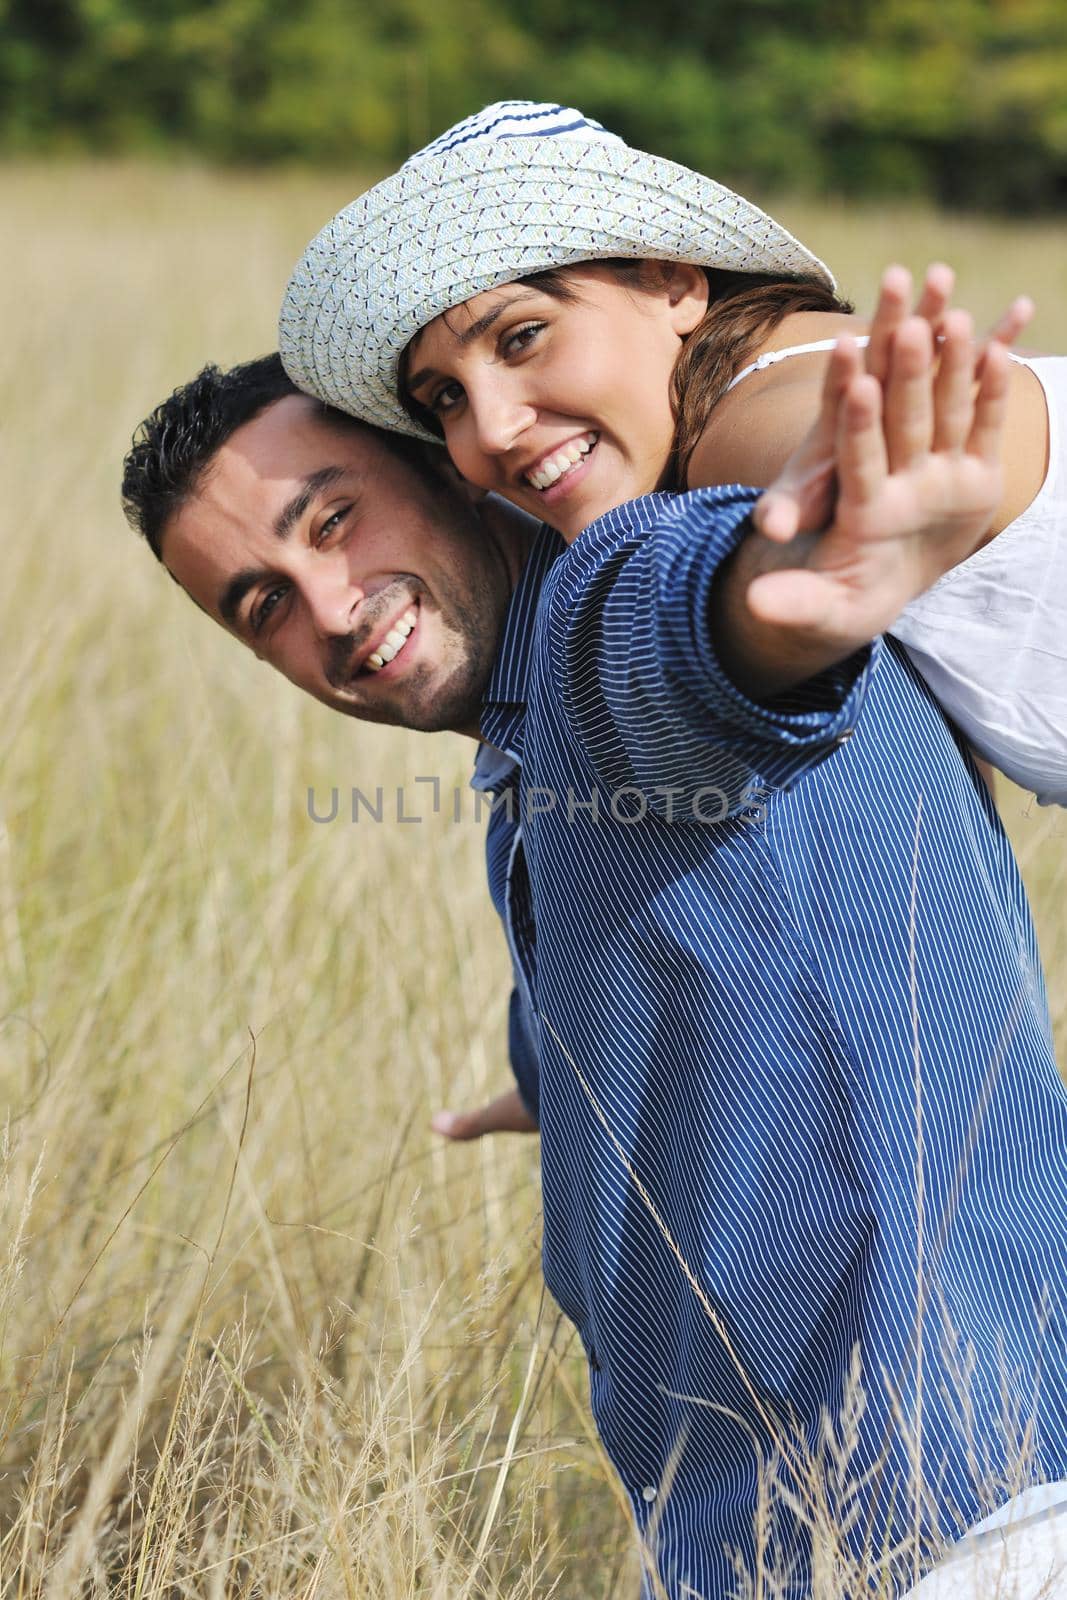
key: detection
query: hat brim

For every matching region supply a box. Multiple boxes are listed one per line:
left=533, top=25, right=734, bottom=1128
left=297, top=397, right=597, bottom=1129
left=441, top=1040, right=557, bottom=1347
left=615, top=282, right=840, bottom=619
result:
left=279, top=136, right=834, bottom=442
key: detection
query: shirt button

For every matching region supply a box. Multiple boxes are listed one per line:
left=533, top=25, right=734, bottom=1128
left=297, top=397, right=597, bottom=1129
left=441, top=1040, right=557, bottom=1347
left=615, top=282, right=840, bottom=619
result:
left=641, top=1485, right=657, bottom=1503
left=834, top=729, right=854, bottom=744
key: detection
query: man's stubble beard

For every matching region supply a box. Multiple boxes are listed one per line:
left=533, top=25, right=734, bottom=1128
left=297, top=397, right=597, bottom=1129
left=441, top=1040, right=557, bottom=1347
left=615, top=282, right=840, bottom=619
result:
left=399, top=573, right=505, bottom=732
left=344, top=565, right=506, bottom=734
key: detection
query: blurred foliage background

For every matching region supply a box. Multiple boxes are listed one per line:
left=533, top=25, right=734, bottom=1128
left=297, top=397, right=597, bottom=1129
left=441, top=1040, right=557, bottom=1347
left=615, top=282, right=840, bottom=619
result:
left=3, top=0, right=1067, bottom=207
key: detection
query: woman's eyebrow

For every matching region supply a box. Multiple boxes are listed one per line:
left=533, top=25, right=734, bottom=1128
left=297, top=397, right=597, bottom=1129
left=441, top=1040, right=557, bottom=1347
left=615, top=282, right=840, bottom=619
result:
left=406, top=289, right=543, bottom=391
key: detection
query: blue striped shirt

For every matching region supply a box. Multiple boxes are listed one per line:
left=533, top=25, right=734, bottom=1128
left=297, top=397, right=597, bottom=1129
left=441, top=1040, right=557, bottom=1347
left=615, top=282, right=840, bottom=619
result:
left=472, top=737, right=540, bottom=1120
left=479, top=488, right=1067, bottom=1598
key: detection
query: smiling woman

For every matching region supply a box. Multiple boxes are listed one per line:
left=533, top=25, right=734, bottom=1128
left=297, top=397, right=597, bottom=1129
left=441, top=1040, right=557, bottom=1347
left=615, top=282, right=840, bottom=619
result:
left=400, top=262, right=709, bottom=540
left=279, top=98, right=1067, bottom=808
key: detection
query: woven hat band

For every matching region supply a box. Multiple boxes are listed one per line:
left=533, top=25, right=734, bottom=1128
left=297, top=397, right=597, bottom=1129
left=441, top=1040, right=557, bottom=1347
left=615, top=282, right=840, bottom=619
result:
left=407, top=101, right=619, bottom=165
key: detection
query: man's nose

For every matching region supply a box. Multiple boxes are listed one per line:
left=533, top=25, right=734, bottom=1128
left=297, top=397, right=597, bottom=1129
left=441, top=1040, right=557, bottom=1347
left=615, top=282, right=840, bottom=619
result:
left=305, top=567, right=362, bottom=640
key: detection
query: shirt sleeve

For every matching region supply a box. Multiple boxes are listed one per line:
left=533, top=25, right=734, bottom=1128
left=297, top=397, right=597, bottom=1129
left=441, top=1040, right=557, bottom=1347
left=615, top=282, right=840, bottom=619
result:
left=507, top=986, right=541, bottom=1124
left=480, top=771, right=541, bottom=1125
left=552, top=486, right=878, bottom=816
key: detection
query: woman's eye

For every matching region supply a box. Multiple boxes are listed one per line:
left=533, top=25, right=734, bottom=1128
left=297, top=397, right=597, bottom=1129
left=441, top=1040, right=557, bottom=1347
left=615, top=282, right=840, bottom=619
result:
left=252, top=585, right=288, bottom=634
left=430, top=381, right=464, bottom=416
left=502, top=321, right=545, bottom=357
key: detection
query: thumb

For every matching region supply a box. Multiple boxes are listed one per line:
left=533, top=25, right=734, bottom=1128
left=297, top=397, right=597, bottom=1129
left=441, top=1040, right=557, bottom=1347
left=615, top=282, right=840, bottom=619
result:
left=752, top=488, right=801, bottom=544
left=431, top=1108, right=485, bottom=1141
left=745, top=568, right=844, bottom=633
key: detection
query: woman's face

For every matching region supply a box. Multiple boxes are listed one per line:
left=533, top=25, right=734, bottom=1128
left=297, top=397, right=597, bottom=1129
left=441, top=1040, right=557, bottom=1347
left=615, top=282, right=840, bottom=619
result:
left=403, top=263, right=708, bottom=542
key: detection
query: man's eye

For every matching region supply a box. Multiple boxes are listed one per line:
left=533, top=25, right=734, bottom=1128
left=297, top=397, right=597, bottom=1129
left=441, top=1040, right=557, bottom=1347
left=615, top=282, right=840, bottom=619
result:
left=502, top=321, right=545, bottom=357
left=317, top=508, right=348, bottom=545
left=251, top=585, right=288, bottom=634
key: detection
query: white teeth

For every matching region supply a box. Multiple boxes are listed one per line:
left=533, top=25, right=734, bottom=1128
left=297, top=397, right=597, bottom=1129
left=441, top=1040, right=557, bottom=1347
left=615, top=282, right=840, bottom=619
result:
left=526, top=433, right=597, bottom=491
left=364, top=609, right=417, bottom=673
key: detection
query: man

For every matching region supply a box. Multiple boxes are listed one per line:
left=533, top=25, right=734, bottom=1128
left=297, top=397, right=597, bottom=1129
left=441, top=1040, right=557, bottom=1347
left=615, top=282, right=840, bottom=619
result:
left=122, top=350, right=545, bottom=1133
left=123, top=339, right=1067, bottom=1597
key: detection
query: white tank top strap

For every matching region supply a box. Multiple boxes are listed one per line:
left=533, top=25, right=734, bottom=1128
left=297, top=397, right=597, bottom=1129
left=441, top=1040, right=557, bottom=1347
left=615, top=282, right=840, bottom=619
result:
left=727, top=335, right=871, bottom=393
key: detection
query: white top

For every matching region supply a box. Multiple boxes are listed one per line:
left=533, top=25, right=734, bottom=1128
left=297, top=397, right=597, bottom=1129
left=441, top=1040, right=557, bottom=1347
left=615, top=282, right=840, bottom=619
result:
left=729, top=341, right=1067, bottom=805
left=893, top=355, right=1066, bottom=805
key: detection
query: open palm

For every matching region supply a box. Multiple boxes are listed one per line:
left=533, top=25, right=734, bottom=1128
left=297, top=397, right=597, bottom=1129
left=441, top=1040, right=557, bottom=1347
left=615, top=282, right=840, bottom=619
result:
left=746, top=289, right=1016, bottom=656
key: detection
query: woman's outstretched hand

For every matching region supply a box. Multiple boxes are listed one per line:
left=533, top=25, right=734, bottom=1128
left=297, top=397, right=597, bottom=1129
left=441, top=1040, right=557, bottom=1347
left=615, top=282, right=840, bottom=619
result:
left=714, top=268, right=1029, bottom=700
left=752, top=263, right=1032, bottom=548
left=431, top=1086, right=538, bottom=1141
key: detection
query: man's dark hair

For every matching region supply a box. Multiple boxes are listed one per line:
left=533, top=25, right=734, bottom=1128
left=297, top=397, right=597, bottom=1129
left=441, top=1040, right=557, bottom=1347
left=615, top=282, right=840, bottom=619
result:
left=122, top=354, right=298, bottom=560
left=122, top=353, right=442, bottom=561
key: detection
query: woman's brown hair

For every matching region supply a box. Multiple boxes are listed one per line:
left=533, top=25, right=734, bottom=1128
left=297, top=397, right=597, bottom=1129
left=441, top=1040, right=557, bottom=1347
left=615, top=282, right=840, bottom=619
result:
left=667, top=268, right=852, bottom=486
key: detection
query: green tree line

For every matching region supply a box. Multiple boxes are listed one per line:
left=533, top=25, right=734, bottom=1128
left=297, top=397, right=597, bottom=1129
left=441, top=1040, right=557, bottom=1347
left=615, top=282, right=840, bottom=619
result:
left=3, top=0, right=1066, bottom=206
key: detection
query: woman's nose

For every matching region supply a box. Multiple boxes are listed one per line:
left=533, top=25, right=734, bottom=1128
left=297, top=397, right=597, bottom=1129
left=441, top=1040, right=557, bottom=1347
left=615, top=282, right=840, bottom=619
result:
left=470, top=380, right=536, bottom=456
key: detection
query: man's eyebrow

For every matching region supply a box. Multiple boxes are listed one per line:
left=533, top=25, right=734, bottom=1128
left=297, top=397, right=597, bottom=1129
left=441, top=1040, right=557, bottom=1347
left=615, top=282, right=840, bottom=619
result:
left=273, top=464, right=346, bottom=542
left=217, top=465, right=349, bottom=628
left=406, top=289, right=543, bottom=393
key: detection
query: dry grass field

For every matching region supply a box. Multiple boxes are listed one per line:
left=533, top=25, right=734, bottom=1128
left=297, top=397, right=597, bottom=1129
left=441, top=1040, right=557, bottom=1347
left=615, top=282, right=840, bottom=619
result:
left=0, top=161, right=1064, bottom=1597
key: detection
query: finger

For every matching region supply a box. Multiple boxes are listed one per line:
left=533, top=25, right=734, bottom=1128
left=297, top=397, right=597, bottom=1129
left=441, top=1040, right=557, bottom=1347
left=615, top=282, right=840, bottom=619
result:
left=986, top=295, right=1034, bottom=350
left=752, top=338, right=859, bottom=542
left=931, top=309, right=976, bottom=453
left=836, top=372, right=887, bottom=508
left=809, top=335, right=863, bottom=457
left=913, top=262, right=955, bottom=333
left=968, top=337, right=1012, bottom=465
left=865, top=265, right=913, bottom=382
left=754, top=458, right=839, bottom=541
left=883, top=317, right=934, bottom=471
left=752, top=488, right=801, bottom=543
left=431, top=1107, right=488, bottom=1141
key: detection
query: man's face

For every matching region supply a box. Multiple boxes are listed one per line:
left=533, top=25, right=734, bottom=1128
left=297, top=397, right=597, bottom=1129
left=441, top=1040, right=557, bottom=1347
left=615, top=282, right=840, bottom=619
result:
left=163, top=396, right=511, bottom=732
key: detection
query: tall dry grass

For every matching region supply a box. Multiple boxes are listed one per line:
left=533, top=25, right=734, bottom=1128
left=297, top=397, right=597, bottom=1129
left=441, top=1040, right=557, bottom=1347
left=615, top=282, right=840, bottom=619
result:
left=0, top=161, right=1064, bottom=1596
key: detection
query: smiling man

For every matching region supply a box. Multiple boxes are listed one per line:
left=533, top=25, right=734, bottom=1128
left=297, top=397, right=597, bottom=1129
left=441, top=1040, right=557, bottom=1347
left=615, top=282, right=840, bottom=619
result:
left=123, top=352, right=548, bottom=1134
left=134, top=359, right=534, bottom=734
left=123, top=341, right=1067, bottom=1598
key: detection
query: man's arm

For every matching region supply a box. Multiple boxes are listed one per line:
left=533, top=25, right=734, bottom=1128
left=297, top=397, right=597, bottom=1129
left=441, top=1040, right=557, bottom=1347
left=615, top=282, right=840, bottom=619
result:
left=712, top=277, right=1022, bottom=702
left=552, top=482, right=873, bottom=817
left=432, top=1082, right=538, bottom=1141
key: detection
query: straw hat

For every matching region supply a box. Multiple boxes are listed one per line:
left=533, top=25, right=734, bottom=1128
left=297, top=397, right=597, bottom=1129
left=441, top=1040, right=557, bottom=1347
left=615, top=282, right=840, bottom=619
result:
left=279, top=100, right=834, bottom=442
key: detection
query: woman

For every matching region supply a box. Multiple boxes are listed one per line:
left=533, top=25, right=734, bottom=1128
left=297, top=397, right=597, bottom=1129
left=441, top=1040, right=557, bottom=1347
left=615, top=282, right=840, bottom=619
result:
left=280, top=101, right=1065, bottom=804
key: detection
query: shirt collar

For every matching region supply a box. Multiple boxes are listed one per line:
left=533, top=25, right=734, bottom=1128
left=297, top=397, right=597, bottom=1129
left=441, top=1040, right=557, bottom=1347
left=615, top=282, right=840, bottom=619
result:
left=470, top=739, right=520, bottom=794
left=478, top=521, right=563, bottom=758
